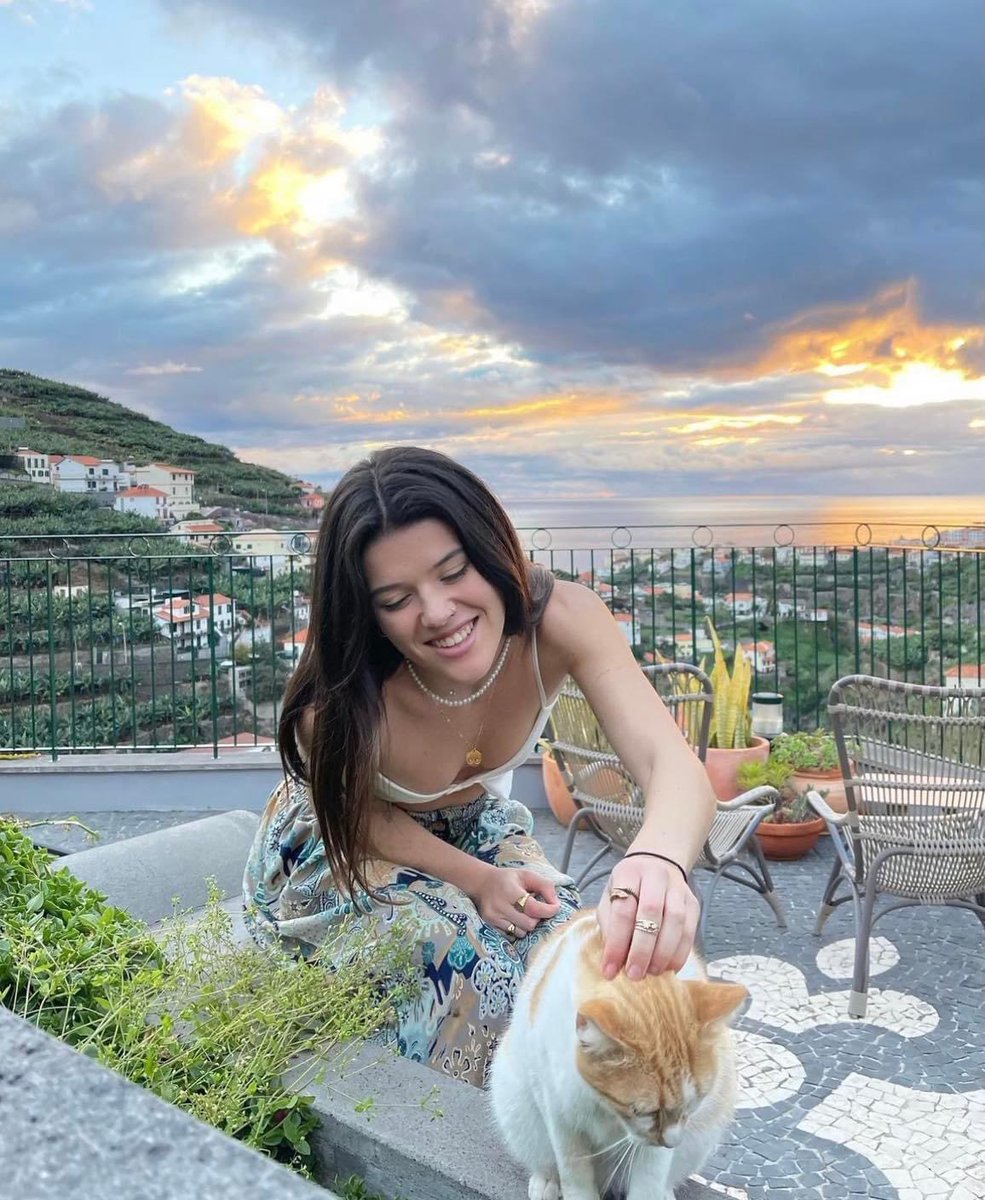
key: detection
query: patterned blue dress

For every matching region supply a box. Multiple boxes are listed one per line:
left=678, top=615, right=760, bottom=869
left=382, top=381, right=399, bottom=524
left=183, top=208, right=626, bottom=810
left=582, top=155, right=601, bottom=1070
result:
left=243, top=776, right=581, bottom=1087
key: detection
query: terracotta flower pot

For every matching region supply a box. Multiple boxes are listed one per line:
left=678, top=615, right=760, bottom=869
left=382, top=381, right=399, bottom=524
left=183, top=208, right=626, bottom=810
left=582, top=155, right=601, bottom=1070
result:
left=704, top=736, right=770, bottom=802
left=756, top=817, right=825, bottom=860
left=541, top=752, right=579, bottom=827
left=791, top=768, right=848, bottom=815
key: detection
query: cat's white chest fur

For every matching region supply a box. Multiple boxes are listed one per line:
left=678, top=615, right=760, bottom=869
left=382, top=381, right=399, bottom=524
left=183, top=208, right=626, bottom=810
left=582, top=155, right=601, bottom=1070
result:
left=489, top=912, right=745, bottom=1200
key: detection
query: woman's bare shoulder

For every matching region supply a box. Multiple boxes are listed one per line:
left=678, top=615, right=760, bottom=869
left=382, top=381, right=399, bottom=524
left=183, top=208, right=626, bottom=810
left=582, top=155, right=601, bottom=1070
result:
left=538, top=579, right=614, bottom=665
left=542, top=578, right=612, bottom=626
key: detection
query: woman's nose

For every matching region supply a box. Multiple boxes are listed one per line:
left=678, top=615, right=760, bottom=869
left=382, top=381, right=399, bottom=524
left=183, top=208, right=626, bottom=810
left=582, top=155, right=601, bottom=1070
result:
left=420, top=590, right=455, bottom=628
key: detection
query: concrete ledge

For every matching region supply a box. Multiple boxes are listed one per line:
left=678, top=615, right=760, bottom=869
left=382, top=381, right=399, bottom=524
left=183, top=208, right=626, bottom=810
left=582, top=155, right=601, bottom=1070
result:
left=57, top=809, right=260, bottom=924
left=0, top=1007, right=332, bottom=1200
left=0, top=749, right=283, bottom=773
left=2, top=755, right=547, bottom=814
left=302, top=1042, right=721, bottom=1200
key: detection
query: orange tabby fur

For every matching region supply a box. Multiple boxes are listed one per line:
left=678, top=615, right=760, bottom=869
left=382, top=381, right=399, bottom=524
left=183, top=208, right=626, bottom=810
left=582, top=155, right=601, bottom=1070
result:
left=491, top=911, right=748, bottom=1200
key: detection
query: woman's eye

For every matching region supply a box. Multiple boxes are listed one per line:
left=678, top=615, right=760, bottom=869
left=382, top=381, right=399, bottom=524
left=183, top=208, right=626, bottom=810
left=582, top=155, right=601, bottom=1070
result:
left=380, top=597, right=409, bottom=612
left=442, top=566, right=468, bottom=583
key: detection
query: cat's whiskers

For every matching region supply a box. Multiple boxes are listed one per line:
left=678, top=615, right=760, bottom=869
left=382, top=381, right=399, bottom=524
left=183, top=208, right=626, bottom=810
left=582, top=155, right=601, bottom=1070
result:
left=601, top=1133, right=639, bottom=1196
left=575, top=1132, right=633, bottom=1163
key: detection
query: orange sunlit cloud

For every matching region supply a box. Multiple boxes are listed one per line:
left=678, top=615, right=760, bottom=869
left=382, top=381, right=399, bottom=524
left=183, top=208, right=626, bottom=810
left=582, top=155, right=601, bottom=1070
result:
left=462, top=393, right=628, bottom=422
left=667, top=413, right=804, bottom=435
left=743, top=281, right=985, bottom=409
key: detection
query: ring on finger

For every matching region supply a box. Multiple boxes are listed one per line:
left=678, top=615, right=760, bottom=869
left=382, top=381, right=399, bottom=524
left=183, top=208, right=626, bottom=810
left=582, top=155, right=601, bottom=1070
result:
left=514, top=892, right=531, bottom=913
left=506, top=921, right=517, bottom=937
left=609, top=885, right=639, bottom=903
left=634, top=918, right=661, bottom=936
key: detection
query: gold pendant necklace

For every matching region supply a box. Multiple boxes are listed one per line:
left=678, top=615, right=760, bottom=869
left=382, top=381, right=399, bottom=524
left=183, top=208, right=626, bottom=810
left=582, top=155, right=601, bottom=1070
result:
left=439, top=639, right=510, bottom=771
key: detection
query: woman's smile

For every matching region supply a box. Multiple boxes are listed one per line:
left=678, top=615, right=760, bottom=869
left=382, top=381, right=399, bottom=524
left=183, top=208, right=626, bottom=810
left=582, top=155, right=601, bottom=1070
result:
left=427, top=616, right=479, bottom=655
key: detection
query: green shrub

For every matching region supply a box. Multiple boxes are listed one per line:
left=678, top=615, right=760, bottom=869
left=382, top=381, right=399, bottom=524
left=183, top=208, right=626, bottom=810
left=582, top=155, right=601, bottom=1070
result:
left=0, top=818, right=417, bottom=1175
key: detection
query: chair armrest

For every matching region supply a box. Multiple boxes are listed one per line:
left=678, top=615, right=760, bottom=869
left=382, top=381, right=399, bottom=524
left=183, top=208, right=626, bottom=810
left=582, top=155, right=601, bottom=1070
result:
left=805, top=789, right=849, bottom=825
left=717, top=785, right=779, bottom=811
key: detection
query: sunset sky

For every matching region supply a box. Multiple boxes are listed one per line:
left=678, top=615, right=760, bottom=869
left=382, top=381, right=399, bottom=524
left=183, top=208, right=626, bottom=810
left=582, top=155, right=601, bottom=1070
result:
left=1, top=0, right=983, bottom=501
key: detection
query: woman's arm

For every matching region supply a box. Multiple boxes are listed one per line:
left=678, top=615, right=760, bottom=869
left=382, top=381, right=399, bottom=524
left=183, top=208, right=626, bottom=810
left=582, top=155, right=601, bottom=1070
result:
left=542, top=582, right=716, bottom=978
left=365, top=799, right=561, bottom=936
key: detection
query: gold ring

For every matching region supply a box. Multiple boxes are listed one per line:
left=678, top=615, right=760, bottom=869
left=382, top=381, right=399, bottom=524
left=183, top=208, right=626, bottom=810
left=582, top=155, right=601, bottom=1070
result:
left=634, top=918, right=661, bottom=936
left=608, top=885, right=640, bottom=903
left=506, top=922, right=517, bottom=937
left=515, top=893, right=530, bottom=912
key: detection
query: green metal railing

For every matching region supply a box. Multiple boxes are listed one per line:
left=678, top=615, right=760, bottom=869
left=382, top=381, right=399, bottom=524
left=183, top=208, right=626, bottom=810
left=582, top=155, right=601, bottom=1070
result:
left=1, top=522, right=983, bottom=755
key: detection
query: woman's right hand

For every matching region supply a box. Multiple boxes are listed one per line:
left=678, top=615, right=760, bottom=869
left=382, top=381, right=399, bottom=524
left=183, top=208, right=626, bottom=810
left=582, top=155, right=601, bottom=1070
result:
left=470, top=865, right=561, bottom=937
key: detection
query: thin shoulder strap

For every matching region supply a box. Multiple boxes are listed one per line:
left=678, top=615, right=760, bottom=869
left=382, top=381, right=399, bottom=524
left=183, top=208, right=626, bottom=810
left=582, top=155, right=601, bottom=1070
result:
left=530, top=625, right=549, bottom=708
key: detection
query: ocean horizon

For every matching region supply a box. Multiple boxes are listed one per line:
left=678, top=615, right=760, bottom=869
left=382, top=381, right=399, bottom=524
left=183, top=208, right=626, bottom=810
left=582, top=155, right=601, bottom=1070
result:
left=501, top=493, right=985, bottom=550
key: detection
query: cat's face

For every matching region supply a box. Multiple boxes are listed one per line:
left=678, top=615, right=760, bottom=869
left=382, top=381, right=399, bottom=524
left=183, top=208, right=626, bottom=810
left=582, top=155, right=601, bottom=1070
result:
left=575, top=975, right=747, bottom=1148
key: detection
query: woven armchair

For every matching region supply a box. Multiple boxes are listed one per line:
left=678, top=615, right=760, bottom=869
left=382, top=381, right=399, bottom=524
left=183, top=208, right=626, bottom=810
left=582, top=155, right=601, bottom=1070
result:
left=812, top=675, right=985, bottom=1017
left=548, top=663, right=785, bottom=941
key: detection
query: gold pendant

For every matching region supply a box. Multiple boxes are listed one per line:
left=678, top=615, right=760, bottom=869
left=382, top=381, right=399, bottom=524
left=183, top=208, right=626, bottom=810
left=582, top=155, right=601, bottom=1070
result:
left=465, top=747, right=483, bottom=767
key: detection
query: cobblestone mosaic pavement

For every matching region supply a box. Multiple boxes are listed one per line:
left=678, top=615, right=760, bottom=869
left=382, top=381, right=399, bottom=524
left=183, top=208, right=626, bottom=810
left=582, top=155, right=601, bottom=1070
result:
left=16, top=806, right=985, bottom=1200
left=543, top=819, right=985, bottom=1200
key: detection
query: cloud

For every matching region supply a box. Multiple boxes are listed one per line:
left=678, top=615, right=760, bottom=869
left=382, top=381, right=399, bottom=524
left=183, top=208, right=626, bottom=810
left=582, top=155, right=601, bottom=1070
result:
left=126, top=361, right=203, bottom=376
left=1, top=0, right=983, bottom=501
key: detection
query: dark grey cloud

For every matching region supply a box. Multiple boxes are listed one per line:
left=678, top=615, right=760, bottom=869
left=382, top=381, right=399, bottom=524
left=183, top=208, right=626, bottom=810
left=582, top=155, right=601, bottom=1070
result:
left=160, top=0, right=984, bottom=369
left=1, top=0, right=982, bottom=501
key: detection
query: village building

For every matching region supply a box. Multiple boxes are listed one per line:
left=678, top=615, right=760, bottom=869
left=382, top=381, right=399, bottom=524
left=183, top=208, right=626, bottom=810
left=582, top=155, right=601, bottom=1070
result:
left=114, top=485, right=169, bottom=521
left=130, top=463, right=196, bottom=519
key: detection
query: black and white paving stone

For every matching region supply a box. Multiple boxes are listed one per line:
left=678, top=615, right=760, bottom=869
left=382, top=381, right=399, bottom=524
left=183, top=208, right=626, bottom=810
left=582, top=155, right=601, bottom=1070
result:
left=545, top=818, right=985, bottom=1200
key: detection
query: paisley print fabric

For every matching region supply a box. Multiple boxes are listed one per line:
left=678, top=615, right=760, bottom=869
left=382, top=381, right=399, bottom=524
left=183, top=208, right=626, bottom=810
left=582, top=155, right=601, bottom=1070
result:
left=243, top=777, right=581, bottom=1087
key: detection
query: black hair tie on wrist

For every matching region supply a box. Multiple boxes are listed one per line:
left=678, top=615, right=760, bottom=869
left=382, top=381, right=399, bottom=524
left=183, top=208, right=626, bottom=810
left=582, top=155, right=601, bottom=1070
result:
left=621, top=850, right=689, bottom=884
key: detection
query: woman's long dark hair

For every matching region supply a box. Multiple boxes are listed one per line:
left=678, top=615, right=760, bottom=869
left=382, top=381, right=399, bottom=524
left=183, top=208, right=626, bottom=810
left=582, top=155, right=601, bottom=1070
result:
left=279, top=446, right=554, bottom=899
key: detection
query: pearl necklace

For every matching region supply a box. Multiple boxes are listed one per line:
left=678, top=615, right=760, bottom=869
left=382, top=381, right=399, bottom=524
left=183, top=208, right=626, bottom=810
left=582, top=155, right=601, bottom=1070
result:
left=406, top=636, right=512, bottom=708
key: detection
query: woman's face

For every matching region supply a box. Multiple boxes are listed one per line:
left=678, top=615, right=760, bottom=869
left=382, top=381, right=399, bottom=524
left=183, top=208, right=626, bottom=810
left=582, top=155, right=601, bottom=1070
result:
left=364, top=518, right=507, bottom=686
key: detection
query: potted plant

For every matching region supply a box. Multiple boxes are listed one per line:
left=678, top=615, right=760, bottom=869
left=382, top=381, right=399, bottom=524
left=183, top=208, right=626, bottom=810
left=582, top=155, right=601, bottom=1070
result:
left=703, top=619, right=769, bottom=801
left=769, top=730, right=848, bottom=815
left=736, top=758, right=826, bottom=860
left=538, top=738, right=580, bottom=826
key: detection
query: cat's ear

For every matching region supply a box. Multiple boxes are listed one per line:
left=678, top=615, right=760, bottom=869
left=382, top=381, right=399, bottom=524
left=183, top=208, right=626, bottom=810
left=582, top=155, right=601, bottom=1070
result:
left=576, top=998, right=629, bottom=1059
left=685, top=980, right=749, bottom=1026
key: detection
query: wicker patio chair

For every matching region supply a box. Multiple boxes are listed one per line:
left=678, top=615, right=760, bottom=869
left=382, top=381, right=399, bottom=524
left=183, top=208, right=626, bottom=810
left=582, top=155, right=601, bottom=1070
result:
left=549, top=663, right=786, bottom=941
left=812, top=674, right=985, bottom=1017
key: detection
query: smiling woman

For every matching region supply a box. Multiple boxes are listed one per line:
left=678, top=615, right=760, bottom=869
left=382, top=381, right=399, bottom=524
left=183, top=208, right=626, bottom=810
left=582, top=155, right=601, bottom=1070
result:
left=243, top=446, right=716, bottom=1088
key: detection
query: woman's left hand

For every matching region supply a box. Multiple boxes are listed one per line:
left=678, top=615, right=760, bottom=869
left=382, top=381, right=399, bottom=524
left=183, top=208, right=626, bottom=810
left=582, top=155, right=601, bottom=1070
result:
left=596, top=853, right=700, bottom=980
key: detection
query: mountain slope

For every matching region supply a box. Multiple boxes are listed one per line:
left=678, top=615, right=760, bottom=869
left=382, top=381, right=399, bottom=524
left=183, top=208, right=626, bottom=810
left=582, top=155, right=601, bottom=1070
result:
left=0, top=369, right=304, bottom=515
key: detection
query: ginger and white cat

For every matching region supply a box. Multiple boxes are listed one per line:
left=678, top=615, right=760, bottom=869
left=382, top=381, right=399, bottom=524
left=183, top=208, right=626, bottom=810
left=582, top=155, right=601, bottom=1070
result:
left=490, top=911, right=747, bottom=1200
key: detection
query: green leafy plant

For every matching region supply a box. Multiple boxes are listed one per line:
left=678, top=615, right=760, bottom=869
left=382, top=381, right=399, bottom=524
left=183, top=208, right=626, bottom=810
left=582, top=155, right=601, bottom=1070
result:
left=706, top=618, right=753, bottom=749
left=769, top=730, right=840, bottom=772
left=1, top=818, right=417, bottom=1175
left=736, top=758, right=813, bottom=824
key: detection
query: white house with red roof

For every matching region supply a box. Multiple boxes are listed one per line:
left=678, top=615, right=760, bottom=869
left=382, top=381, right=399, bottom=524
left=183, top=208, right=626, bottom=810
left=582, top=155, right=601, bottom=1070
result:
left=279, top=625, right=309, bottom=662
left=152, top=592, right=235, bottom=652
left=296, top=481, right=325, bottom=511
left=170, top=519, right=226, bottom=546
left=661, top=627, right=715, bottom=659
left=856, top=620, right=920, bottom=643
left=47, top=454, right=89, bottom=492
left=131, top=463, right=196, bottom=518
left=944, top=663, right=985, bottom=688
left=740, top=639, right=776, bottom=672
left=114, top=485, right=168, bottom=521
left=724, top=591, right=769, bottom=618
